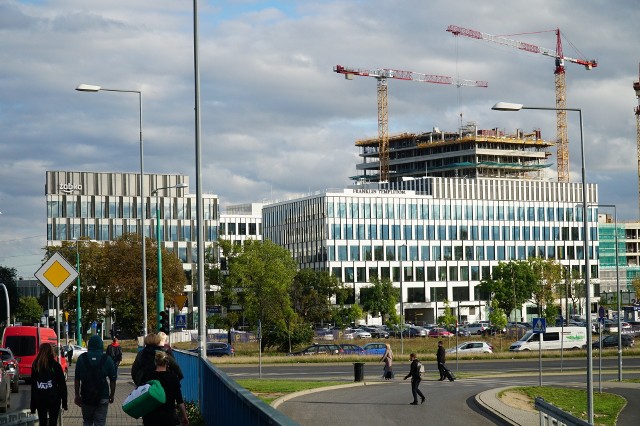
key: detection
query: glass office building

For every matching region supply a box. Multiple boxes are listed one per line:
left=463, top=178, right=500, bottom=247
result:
left=263, top=176, right=600, bottom=325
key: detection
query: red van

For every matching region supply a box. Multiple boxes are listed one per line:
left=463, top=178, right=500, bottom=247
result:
left=1, top=326, right=68, bottom=382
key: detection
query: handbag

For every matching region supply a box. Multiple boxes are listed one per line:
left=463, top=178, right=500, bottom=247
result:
left=122, top=380, right=167, bottom=419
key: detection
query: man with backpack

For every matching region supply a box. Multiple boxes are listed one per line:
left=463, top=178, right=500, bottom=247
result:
left=74, top=335, right=117, bottom=425
left=106, top=337, right=123, bottom=374
left=403, top=353, right=425, bottom=405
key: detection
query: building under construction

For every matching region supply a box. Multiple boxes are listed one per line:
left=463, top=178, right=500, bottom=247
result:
left=352, top=122, right=554, bottom=182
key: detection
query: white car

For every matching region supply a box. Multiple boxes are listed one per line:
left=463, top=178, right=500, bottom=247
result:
left=446, top=341, right=494, bottom=354
left=62, top=344, right=88, bottom=361
left=344, top=328, right=371, bottom=339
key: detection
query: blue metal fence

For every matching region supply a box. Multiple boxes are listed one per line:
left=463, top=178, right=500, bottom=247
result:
left=173, top=350, right=299, bottom=426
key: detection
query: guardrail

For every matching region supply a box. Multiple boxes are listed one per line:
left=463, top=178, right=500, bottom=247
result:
left=535, top=397, right=590, bottom=426
left=173, top=350, right=299, bottom=426
left=0, top=410, right=37, bottom=426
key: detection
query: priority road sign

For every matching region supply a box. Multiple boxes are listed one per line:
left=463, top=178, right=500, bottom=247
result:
left=35, top=252, right=78, bottom=297
left=532, top=317, right=546, bottom=334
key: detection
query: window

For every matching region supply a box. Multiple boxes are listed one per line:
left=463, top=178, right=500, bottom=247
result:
left=543, top=332, right=559, bottom=342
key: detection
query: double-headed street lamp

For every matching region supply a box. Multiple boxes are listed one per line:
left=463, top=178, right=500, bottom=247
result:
left=76, top=84, right=149, bottom=336
left=492, top=102, right=594, bottom=424
left=151, top=183, right=188, bottom=330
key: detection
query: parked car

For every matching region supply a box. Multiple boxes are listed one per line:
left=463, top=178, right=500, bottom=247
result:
left=428, top=328, right=453, bottom=338
left=362, top=342, right=388, bottom=356
left=463, top=323, right=488, bottom=335
left=344, top=328, right=371, bottom=339
left=0, top=348, right=19, bottom=393
left=287, top=344, right=341, bottom=356
left=362, top=326, right=389, bottom=339
left=446, top=341, right=494, bottom=354
left=591, top=334, right=635, bottom=349
left=406, top=326, right=428, bottom=338
left=339, top=344, right=365, bottom=355
left=61, top=344, right=88, bottom=361
left=0, top=362, right=9, bottom=413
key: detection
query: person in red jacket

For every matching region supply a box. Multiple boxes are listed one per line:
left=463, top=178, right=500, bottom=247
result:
left=106, top=337, right=123, bottom=374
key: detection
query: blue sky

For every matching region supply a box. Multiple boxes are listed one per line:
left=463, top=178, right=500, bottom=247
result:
left=1, top=0, right=639, bottom=278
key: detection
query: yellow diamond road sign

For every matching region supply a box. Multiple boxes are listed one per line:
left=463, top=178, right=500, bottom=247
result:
left=35, top=252, right=78, bottom=298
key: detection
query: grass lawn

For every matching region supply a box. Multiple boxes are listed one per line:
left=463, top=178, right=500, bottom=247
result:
left=235, top=379, right=345, bottom=404
left=504, top=386, right=626, bottom=426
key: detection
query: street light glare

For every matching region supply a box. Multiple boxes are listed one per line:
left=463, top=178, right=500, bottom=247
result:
left=491, top=102, right=524, bottom=111
left=75, top=84, right=101, bottom=92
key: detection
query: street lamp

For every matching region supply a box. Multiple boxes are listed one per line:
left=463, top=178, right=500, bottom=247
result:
left=151, top=183, right=188, bottom=331
left=76, top=84, right=149, bottom=336
left=595, top=204, right=622, bottom=381
left=400, top=244, right=406, bottom=355
left=492, top=102, right=594, bottom=424
left=73, top=238, right=96, bottom=345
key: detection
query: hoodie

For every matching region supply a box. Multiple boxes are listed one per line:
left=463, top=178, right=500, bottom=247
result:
left=75, top=335, right=117, bottom=400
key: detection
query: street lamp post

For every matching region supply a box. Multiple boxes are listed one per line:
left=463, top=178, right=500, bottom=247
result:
left=151, top=183, right=188, bottom=332
left=76, top=84, right=149, bottom=336
left=75, top=240, right=82, bottom=345
left=400, top=245, right=405, bottom=355
left=492, top=102, right=594, bottom=424
left=596, top=204, right=622, bottom=381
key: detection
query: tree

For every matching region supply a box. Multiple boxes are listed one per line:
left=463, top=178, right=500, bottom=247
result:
left=528, top=258, right=563, bottom=322
left=633, top=277, right=640, bottom=302
left=488, top=298, right=508, bottom=331
left=478, top=261, right=537, bottom=322
left=290, top=269, right=340, bottom=325
left=359, top=277, right=399, bottom=324
left=226, top=239, right=298, bottom=350
left=567, top=270, right=587, bottom=317
left=437, top=300, right=457, bottom=328
left=16, top=296, right=43, bottom=325
left=0, top=266, right=19, bottom=325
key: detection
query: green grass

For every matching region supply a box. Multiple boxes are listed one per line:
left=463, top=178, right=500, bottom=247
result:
left=235, top=379, right=345, bottom=404
left=505, top=386, right=626, bottom=426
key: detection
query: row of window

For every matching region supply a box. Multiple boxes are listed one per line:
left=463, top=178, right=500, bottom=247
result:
left=326, top=200, right=596, bottom=222
left=326, top=243, right=597, bottom=262
left=219, top=222, right=260, bottom=236
left=329, top=223, right=596, bottom=242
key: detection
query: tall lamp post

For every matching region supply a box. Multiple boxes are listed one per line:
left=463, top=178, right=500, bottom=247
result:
left=400, top=244, right=406, bottom=355
left=76, top=84, right=149, bottom=336
left=151, top=183, right=188, bottom=330
left=596, top=204, right=622, bottom=381
left=74, top=239, right=82, bottom=345
left=492, top=102, right=594, bottom=424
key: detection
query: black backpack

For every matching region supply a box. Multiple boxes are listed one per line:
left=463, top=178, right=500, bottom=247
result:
left=79, top=353, right=108, bottom=406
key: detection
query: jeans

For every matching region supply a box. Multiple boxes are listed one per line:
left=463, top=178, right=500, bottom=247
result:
left=411, top=378, right=425, bottom=403
left=81, top=400, right=109, bottom=426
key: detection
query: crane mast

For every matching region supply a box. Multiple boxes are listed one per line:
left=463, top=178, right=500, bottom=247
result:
left=447, top=25, right=597, bottom=182
left=334, top=65, right=488, bottom=181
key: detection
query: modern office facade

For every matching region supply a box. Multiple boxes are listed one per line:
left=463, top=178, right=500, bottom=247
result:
left=219, top=203, right=264, bottom=245
left=45, top=170, right=219, bottom=293
left=263, top=176, right=600, bottom=325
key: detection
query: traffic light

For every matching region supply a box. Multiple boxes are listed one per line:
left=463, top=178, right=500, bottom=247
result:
left=96, top=321, right=102, bottom=335
left=159, top=309, right=170, bottom=334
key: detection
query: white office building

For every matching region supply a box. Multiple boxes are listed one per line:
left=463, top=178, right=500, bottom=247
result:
left=263, top=177, right=599, bottom=325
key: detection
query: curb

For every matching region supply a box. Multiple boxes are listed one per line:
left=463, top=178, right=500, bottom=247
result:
left=271, top=380, right=387, bottom=409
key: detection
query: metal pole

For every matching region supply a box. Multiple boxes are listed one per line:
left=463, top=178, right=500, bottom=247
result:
left=136, top=91, right=148, bottom=337
left=0, top=284, right=9, bottom=328
left=156, top=191, right=164, bottom=330
left=76, top=241, right=82, bottom=346
left=614, top=208, right=622, bottom=382
left=400, top=250, right=404, bottom=355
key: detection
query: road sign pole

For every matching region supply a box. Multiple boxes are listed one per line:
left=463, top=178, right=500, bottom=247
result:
left=539, top=334, right=542, bottom=387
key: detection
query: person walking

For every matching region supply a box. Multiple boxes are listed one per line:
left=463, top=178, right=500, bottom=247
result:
left=105, top=337, right=123, bottom=374
left=30, top=343, right=68, bottom=426
left=132, top=333, right=183, bottom=387
left=74, top=335, right=117, bottom=426
left=142, top=351, right=189, bottom=426
left=436, top=340, right=447, bottom=381
left=380, top=343, right=394, bottom=380
left=403, top=353, right=425, bottom=405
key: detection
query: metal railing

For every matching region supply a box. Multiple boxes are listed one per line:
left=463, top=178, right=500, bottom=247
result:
left=535, top=397, right=590, bottom=426
left=173, top=350, right=299, bottom=426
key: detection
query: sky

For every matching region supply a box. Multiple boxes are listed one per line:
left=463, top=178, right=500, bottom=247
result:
left=1, top=0, right=639, bottom=279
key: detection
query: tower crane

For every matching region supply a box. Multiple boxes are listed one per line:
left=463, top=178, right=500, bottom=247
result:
left=447, top=25, right=597, bottom=182
left=334, top=64, right=488, bottom=182
left=634, top=63, right=640, bottom=217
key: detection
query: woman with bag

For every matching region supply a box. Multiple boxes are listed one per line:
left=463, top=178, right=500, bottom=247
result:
left=380, top=343, right=394, bottom=380
left=142, top=351, right=188, bottom=425
left=30, top=343, right=68, bottom=426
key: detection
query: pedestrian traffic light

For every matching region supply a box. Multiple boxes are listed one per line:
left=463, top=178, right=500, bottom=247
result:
left=159, top=309, right=170, bottom=334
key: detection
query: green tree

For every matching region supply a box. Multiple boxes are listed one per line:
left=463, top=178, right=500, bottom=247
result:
left=478, top=261, right=537, bottom=322
left=226, top=239, right=298, bottom=350
left=290, top=269, right=340, bottom=325
left=0, top=266, right=19, bottom=326
left=16, top=296, right=43, bottom=325
left=488, top=298, right=508, bottom=331
left=437, top=299, right=457, bottom=328
left=528, top=258, right=563, bottom=322
left=359, top=277, right=399, bottom=324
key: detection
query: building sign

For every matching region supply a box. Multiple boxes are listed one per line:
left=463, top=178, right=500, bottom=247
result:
left=347, top=189, right=415, bottom=195
left=58, top=183, right=82, bottom=194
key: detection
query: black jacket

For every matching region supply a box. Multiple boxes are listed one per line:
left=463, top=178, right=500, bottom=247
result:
left=404, top=359, right=421, bottom=381
left=437, top=346, right=446, bottom=364
left=30, top=359, right=68, bottom=412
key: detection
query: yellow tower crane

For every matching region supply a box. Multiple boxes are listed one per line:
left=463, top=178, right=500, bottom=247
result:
left=334, top=65, right=487, bottom=182
left=447, top=25, right=597, bottom=182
